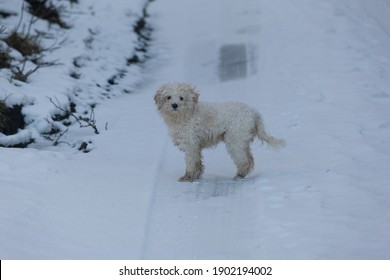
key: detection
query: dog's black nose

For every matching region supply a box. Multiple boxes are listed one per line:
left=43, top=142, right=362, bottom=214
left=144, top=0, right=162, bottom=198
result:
left=172, top=103, right=178, bottom=109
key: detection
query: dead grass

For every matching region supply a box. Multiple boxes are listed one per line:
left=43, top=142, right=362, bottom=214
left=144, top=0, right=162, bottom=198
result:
left=11, top=63, right=40, bottom=82
left=0, top=101, right=25, bottom=135
left=0, top=47, right=12, bottom=68
left=25, top=0, right=70, bottom=29
left=4, top=31, right=42, bottom=57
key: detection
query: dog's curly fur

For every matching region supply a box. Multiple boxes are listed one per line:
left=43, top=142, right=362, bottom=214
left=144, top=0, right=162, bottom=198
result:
left=154, top=83, right=285, bottom=182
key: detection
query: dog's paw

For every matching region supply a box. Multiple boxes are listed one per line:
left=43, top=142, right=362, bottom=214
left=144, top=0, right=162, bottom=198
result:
left=233, top=174, right=246, bottom=181
left=179, top=173, right=202, bottom=182
left=178, top=175, right=194, bottom=182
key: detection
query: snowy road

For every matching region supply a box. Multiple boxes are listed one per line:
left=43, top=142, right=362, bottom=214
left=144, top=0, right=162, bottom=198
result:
left=141, top=0, right=390, bottom=259
left=140, top=0, right=267, bottom=259
left=1, top=0, right=390, bottom=259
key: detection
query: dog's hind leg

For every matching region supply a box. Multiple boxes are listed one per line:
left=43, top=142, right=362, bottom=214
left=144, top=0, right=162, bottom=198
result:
left=225, top=141, right=254, bottom=180
left=179, top=146, right=204, bottom=182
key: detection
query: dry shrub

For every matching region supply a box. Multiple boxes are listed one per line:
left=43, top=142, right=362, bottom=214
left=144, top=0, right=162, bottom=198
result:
left=0, top=47, right=12, bottom=68
left=4, top=31, right=42, bottom=57
left=25, top=0, right=70, bottom=29
left=0, top=101, right=25, bottom=135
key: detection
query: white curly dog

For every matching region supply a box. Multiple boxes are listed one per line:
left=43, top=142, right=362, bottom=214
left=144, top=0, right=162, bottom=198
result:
left=154, top=83, right=285, bottom=182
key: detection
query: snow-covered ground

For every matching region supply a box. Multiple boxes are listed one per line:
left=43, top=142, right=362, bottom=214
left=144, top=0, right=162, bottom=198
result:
left=1, top=0, right=390, bottom=259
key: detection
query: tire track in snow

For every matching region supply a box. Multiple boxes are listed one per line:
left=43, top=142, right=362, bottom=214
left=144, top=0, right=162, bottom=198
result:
left=140, top=0, right=267, bottom=259
left=140, top=136, right=169, bottom=258
left=140, top=143, right=266, bottom=259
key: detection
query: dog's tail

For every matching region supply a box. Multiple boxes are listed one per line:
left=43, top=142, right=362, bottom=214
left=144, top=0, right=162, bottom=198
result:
left=255, top=114, right=285, bottom=149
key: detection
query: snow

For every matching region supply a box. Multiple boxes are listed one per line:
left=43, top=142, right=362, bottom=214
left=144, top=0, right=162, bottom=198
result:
left=1, top=0, right=390, bottom=259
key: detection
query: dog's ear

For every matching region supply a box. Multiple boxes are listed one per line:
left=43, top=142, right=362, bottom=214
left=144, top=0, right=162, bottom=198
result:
left=189, top=87, right=200, bottom=104
left=154, top=86, right=166, bottom=109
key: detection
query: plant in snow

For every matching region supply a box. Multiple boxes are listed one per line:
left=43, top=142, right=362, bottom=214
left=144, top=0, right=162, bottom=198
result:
left=47, top=97, right=99, bottom=135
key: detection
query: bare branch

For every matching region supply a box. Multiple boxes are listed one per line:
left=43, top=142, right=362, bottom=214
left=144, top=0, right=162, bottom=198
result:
left=47, top=97, right=99, bottom=135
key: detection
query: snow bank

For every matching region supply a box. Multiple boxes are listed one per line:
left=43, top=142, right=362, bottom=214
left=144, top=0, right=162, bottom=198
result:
left=0, top=0, right=153, bottom=148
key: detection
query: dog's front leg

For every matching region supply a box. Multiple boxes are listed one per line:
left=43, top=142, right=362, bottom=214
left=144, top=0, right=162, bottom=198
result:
left=179, top=146, right=204, bottom=182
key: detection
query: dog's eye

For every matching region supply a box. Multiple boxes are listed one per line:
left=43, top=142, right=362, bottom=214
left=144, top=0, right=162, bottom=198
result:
left=180, top=97, right=184, bottom=101
left=167, top=96, right=171, bottom=100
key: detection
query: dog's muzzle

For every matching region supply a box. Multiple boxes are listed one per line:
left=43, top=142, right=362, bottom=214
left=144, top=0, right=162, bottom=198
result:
left=172, top=103, right=178, bottom=110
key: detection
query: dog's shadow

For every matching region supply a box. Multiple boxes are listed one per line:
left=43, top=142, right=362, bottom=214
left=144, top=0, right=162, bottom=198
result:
left=183, top=173, right=262, bottom=200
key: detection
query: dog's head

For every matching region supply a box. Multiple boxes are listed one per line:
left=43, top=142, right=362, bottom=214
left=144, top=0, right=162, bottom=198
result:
left=154, top=83, right=199, bottom=117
